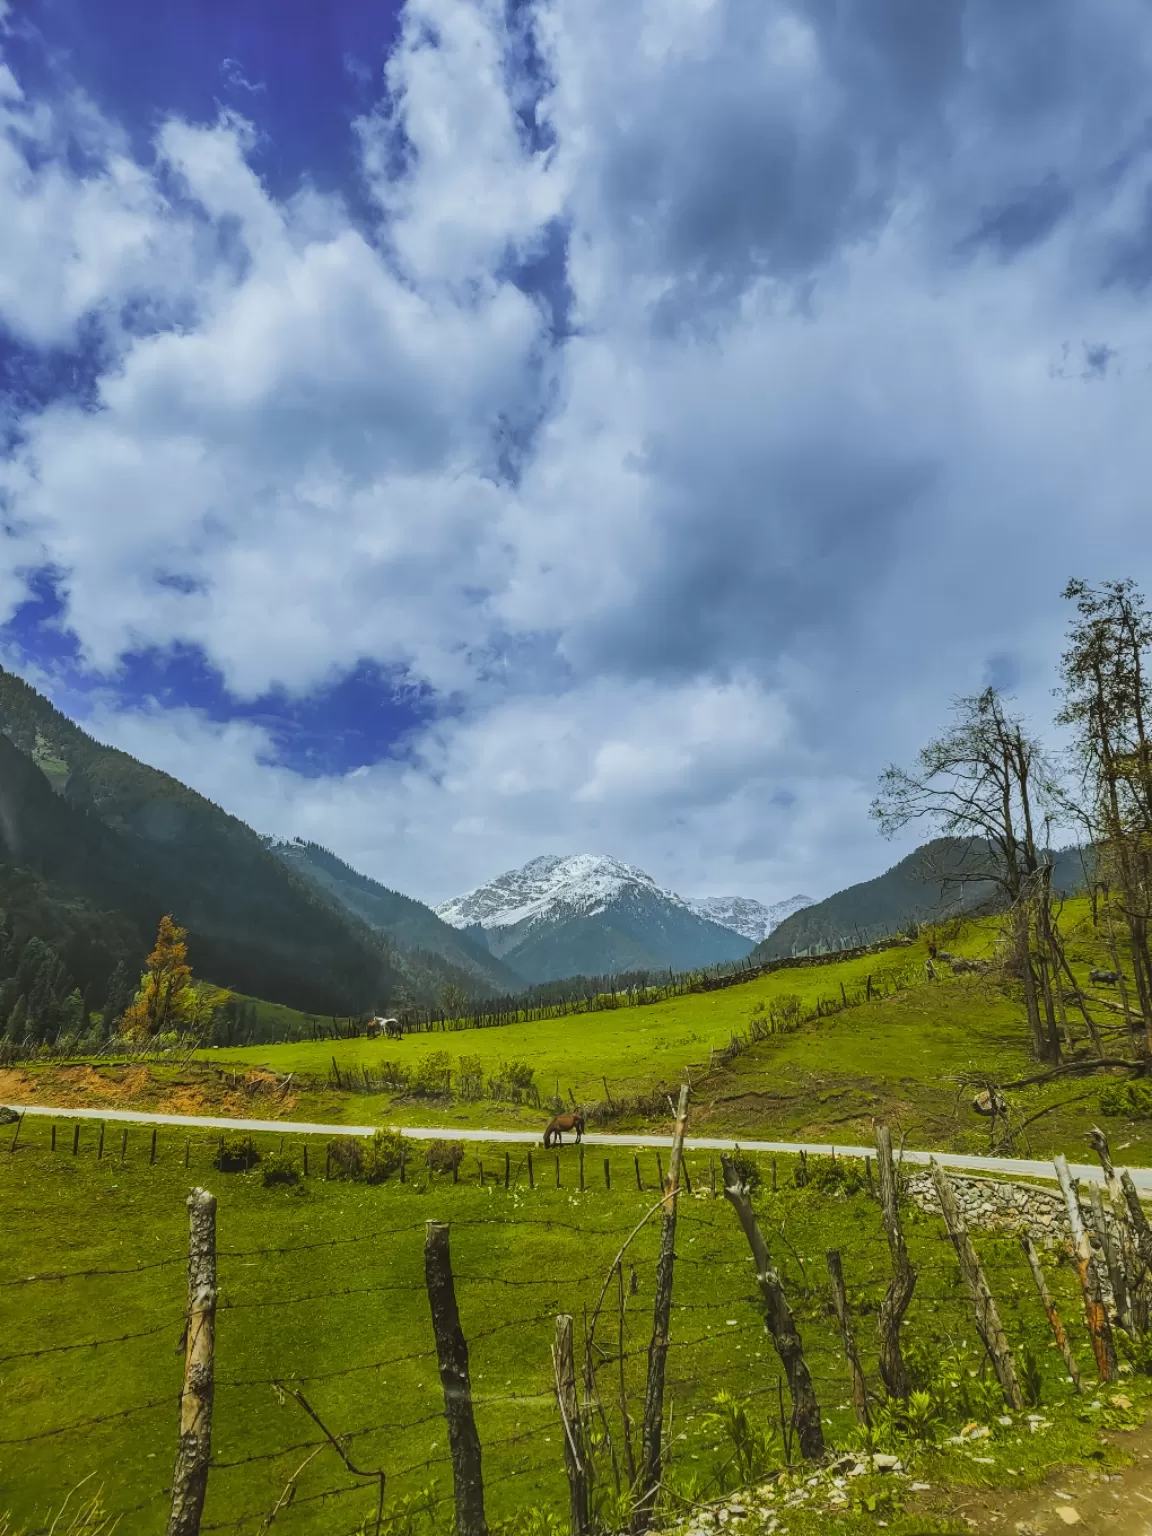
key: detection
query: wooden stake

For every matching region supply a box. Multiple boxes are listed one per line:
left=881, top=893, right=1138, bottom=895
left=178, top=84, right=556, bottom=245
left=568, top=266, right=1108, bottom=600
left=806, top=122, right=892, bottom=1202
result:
left=424, top=1222, right=488, bottom=1536
left=604, top=1158, right=611, bottom=1191
left=826, top=1249, right=869, bottom=1425
left=1054, top=1154, right=1117, bottom=1382
left=634, top=1154, right=642, bottom=1190
left=97, top=1123, right=105, bottom=1160
left=1020, top=1233, right=1082, bottom=1392
left=552, top=1315, right=590, bottom=1536
left=504, top=1150, right=511, bottom=1190
left=721, top=1152, right=824, bottom=1458
left=166, top=1188, right=217, bottom=1536
left=555, top=1155, right=561, bottom=1188
left=875, top=1124, right=916, bottom=1399
left=929, top=1160, right=1023, bottom=1409
left=51, top=1123, right=56, bottom=1153
left=1088, top=1179, right=1133, bottom=1334
left=528, top=1150, right=535, bottom=1189
left=150, top=1128, right=158, bottom=1165
left=72, top=1123, right=80, bottom=1156
left=633, top=1083, right=690, bottom=1532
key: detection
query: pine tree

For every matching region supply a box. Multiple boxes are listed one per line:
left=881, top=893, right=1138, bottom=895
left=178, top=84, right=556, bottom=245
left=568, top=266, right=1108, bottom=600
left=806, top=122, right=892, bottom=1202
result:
left=5, top=994, right=28, bottom=1041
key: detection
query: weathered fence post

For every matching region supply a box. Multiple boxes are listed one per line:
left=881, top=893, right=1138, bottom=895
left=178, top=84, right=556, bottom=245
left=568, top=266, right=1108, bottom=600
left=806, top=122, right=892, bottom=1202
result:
left=97, top=1122, right=105, bottom=1160
left=504, top=1151, right=511, bottom=1190
left=1021, top=1234, right=1082, bottom=1392
left=929, top=1161, right=1023, bottom=1409
left=166, top=1188, right=217, bottom=1536
left=604, top=1158, right=611, bottom=1191
left=552, top=1315, right=590, bottom=1536
left=721, top=1152, right=824, bottom=1458
left=424, top=1222, right=487, bottom=1536
left=1054, top=1154, right=1117, bottom=1382
left=556, top=1155, right=561, bottom=1188
left=72, top=1123, right=80, bottom=1156
left=633, top=1083, right=690, bottom=1533
left=875, top=1124, right=916, bottom=1399
left=528, top=1150, right=535, bottom=1189
left=121, top=1129, right=128, bottom=1164
left=826, top=1250, right=869, bottom=1425
left=1088, top=1128, right=1146, bottom=1332
left=634, top=1155, right=642, bottom=1190
left=1088, top=1180, right=1132, bottom=1334
left=150, top=1128, right=158, bottom=1165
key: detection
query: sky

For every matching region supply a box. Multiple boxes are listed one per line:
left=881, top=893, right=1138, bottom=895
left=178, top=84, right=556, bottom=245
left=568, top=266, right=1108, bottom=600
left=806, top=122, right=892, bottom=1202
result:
left=2, top=0, right=1152, bottom=909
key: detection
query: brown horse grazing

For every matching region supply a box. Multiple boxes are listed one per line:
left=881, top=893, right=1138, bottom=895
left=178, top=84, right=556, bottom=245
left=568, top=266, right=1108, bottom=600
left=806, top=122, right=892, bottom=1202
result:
left=543, top=1112, right=585, bottom=1148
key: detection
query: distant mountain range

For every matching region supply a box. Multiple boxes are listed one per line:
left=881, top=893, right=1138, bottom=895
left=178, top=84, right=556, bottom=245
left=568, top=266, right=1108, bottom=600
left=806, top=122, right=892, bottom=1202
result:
left=436, top=854, right=757, bottom=982
left=685, top=893, right=813, bottom=944
left=752, top=837, right=1090, bottom=960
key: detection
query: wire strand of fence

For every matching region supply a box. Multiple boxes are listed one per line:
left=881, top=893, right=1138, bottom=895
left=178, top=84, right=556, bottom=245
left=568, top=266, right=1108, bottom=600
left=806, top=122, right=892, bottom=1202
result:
left=0, top=1395, right=174, bottom=1446
left=0, top=1253, right=185, bottom=1287
left=0, top=1312, right=185, bottom=1365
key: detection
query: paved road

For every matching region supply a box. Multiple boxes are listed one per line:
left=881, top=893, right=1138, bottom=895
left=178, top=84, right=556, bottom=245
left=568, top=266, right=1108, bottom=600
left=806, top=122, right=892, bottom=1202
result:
left=7, top=1101, right=1146, bottom=1191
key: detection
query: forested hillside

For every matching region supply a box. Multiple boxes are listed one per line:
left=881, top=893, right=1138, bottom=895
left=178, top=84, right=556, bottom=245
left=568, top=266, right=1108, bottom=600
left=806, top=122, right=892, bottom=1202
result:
left=0, top=670, right=403, bottom=1020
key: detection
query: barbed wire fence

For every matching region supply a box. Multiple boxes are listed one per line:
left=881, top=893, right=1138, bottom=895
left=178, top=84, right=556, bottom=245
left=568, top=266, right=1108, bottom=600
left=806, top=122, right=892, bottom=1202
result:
left=0, top=1107, right=1141, bottom=1536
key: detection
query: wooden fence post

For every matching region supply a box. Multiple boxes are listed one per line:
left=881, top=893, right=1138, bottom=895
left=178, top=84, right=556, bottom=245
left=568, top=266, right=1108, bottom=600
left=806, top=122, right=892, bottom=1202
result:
left=97, top=1123, right=105, bottom=1160
left=72, top=1123, right=80, bottom=1156
left=603, top=1158, right=611, bottom=1191
left=552, top=1315, right=590, bottom=1536
left=1088, top=1128, right=1146, bottom=1333
left=1020, top=1234, right=1082, bottom=1392
left=875, top=1124, right=916, bottom=1399
left=929, top=1161, right=1023, bottom=1409
left=555, top=1155, right=561, bottom=1188
left=121, top=1129, right=128, bottom=1164
left=721, top=1153, right=823, bottom=1459
left=579, top=1144, right=585, bottom=1192
left=634, top=1155, right=642, bottom=1190
left=424, top=1222, right=488, bottom=1536
left=1088, top=1180, right=1133, bottom=1334
left=51, top=1123, right=56, bottom=1153
left=826, top=1250, right=869, bottom=1426
left=1054, top=1154, right=1117, bottom=1382
left=166, top=1188, right=217, bottom=1536
left=633, top=1083, right=690, bottom=1533
left=528, top=1150, right=535, bottom=1189
left=150, top=1128, right=158, bottom=1165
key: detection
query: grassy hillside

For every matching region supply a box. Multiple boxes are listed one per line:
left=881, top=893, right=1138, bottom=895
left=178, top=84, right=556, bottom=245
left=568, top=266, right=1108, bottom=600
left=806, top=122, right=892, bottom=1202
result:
left=1, top=1122, right=1140, bottom=1535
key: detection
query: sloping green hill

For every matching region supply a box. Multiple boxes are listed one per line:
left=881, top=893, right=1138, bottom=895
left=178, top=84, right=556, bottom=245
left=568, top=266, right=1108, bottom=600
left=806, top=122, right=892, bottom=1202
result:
left=756, top=836, right=1090, bottom=959
left=265, top=838, right=526, bottom=996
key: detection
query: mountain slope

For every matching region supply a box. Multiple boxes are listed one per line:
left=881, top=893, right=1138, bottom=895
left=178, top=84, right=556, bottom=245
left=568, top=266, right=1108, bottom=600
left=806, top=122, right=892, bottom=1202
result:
left=265, top=838, right=525, bottom=996
left=686, top=894, right=813, bottom=944
left=437, top=854, right=755, bottom=982
left=752, top=837, right=1090, bottom=960
left=0, top=670, right=401, bottom=1015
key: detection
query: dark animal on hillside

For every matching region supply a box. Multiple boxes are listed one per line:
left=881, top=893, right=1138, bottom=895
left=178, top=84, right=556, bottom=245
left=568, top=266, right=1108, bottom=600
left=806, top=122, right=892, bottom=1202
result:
left=972, top=1087, right=1008, bottom=1118
left=543, top=1112, right=585, bottom=1148
left=1089, top=969, right=1122, bottom=986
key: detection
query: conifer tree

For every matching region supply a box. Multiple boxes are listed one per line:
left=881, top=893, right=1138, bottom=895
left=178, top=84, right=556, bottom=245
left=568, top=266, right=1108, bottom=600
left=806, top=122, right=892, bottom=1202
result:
left=121, top=915, right=195, bottom=1038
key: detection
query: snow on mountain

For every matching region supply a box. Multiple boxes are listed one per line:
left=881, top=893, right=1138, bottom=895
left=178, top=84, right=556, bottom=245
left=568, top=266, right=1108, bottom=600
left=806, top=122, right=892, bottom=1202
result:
left=435, top=853, right=690, bottom=931
left=435, top=854, right=755, bottom=982
left=685, top=894, right=814, bottom=944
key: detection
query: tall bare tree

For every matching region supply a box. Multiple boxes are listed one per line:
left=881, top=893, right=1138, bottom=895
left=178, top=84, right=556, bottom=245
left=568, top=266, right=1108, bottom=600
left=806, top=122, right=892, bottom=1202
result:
left=1059, top=579, right=1152, bottom=1054
left=872, top=688, right=1061, bottom=1061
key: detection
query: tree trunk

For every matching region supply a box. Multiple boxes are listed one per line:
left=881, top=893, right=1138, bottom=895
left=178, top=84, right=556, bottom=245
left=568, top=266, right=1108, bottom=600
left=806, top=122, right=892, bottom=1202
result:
left=826, top=1249, right=869, bottom=1426
left=1054, top=1155, right=1118, bottom=1382
left=424, top=1222, right=487, bottom=1536
left=1020, top=1234, right=1082, bottom=1392
left=166, top=1188, right=217, bottom=1536
left=875, top=1124, right=916, bottom=1399
left=929, top=1161, right=1023, bottom=1409
left=721, top=1154, right=824, bottom=1458
left=1088, top=1179, right=1133, bottom=1335
left=632, top=1082, right=690, bottom=1533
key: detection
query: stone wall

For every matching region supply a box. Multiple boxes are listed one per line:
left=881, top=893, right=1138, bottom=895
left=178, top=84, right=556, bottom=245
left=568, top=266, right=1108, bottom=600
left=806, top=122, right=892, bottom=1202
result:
left=903, top=1169, right=1120, bottom=1253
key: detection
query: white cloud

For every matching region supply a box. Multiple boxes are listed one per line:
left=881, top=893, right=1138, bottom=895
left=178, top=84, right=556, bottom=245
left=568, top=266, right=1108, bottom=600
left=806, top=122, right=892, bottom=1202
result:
left=5, top=0, right=1152, bottom=913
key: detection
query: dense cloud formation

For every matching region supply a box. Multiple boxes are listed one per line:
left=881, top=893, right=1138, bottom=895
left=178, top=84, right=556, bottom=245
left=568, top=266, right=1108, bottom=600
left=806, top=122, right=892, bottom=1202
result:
left=3, top=0, right=1152, bottom=905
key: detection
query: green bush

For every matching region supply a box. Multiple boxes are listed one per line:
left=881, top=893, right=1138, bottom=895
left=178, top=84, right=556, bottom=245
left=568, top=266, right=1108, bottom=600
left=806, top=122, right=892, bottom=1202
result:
left=327, top=1136, right=365, bottom=1180
left=261, top=1152, right=301, bottom=1187
left=1099, top=1080, right=1152, bottom=1119
left=412, top=1050, right=452, bottom=1095
left=367, top=1127, right=407, bottom=1182
left=725, top=1147, right=761, bottom=1193
left=425, top=1139, right=465, bottom=1177
left=215, top=1133, right=260, bottom=1172
left=805, top=1156, right=864, bottom=1195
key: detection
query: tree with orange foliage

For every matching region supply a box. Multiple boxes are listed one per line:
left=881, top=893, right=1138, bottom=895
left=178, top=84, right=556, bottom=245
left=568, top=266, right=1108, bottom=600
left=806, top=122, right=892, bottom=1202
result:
left=121, top=914, right=196, bottom=1038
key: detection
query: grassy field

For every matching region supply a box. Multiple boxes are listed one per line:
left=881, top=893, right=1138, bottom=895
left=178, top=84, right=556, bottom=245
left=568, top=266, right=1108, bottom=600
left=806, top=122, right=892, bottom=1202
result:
left=2, top=1114, right=1149, bottom=1535
left=6, top=901, right=1152, bottom=1167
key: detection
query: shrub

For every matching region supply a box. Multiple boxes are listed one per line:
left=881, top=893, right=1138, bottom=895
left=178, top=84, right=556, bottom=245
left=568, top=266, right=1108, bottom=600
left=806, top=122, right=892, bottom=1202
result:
left=366, top=1127, right=407, bottom=1182
left=1099, top=1080, right=1152, bottom=1119
left=499, top=1059, right=536, bottom=1091
left=725, top=1147, right=761, bottom=1193
left=806, top=1156, right=864, bottom=1195
left=261, top=1152, right=301, bottom=1187
left=457, top=1055, right=484, bottom=1100
left=327, top=1136, right=365, bottom=1180
left=215, top=1133, right=260, bottom=1172
left=425, top=1139, right=465, bottom=1177
left=412, top=1050, right=452, bottom=1095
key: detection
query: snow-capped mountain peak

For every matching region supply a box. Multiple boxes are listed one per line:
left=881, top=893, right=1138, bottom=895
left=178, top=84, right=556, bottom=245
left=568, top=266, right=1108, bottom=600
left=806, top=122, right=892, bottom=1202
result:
left=436, top=853, right=687, bottom=932
left=685, top=894, right=814, bottom=944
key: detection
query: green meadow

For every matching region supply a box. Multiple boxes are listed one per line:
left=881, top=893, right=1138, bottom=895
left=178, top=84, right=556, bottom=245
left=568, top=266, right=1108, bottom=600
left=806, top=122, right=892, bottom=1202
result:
left=1, top=1114, right=1146, bottom=1534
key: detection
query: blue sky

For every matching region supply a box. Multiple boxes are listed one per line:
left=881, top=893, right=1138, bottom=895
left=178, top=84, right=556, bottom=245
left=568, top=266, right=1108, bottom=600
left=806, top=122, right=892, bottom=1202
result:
left=2, top=0, right=1152, bottom=906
